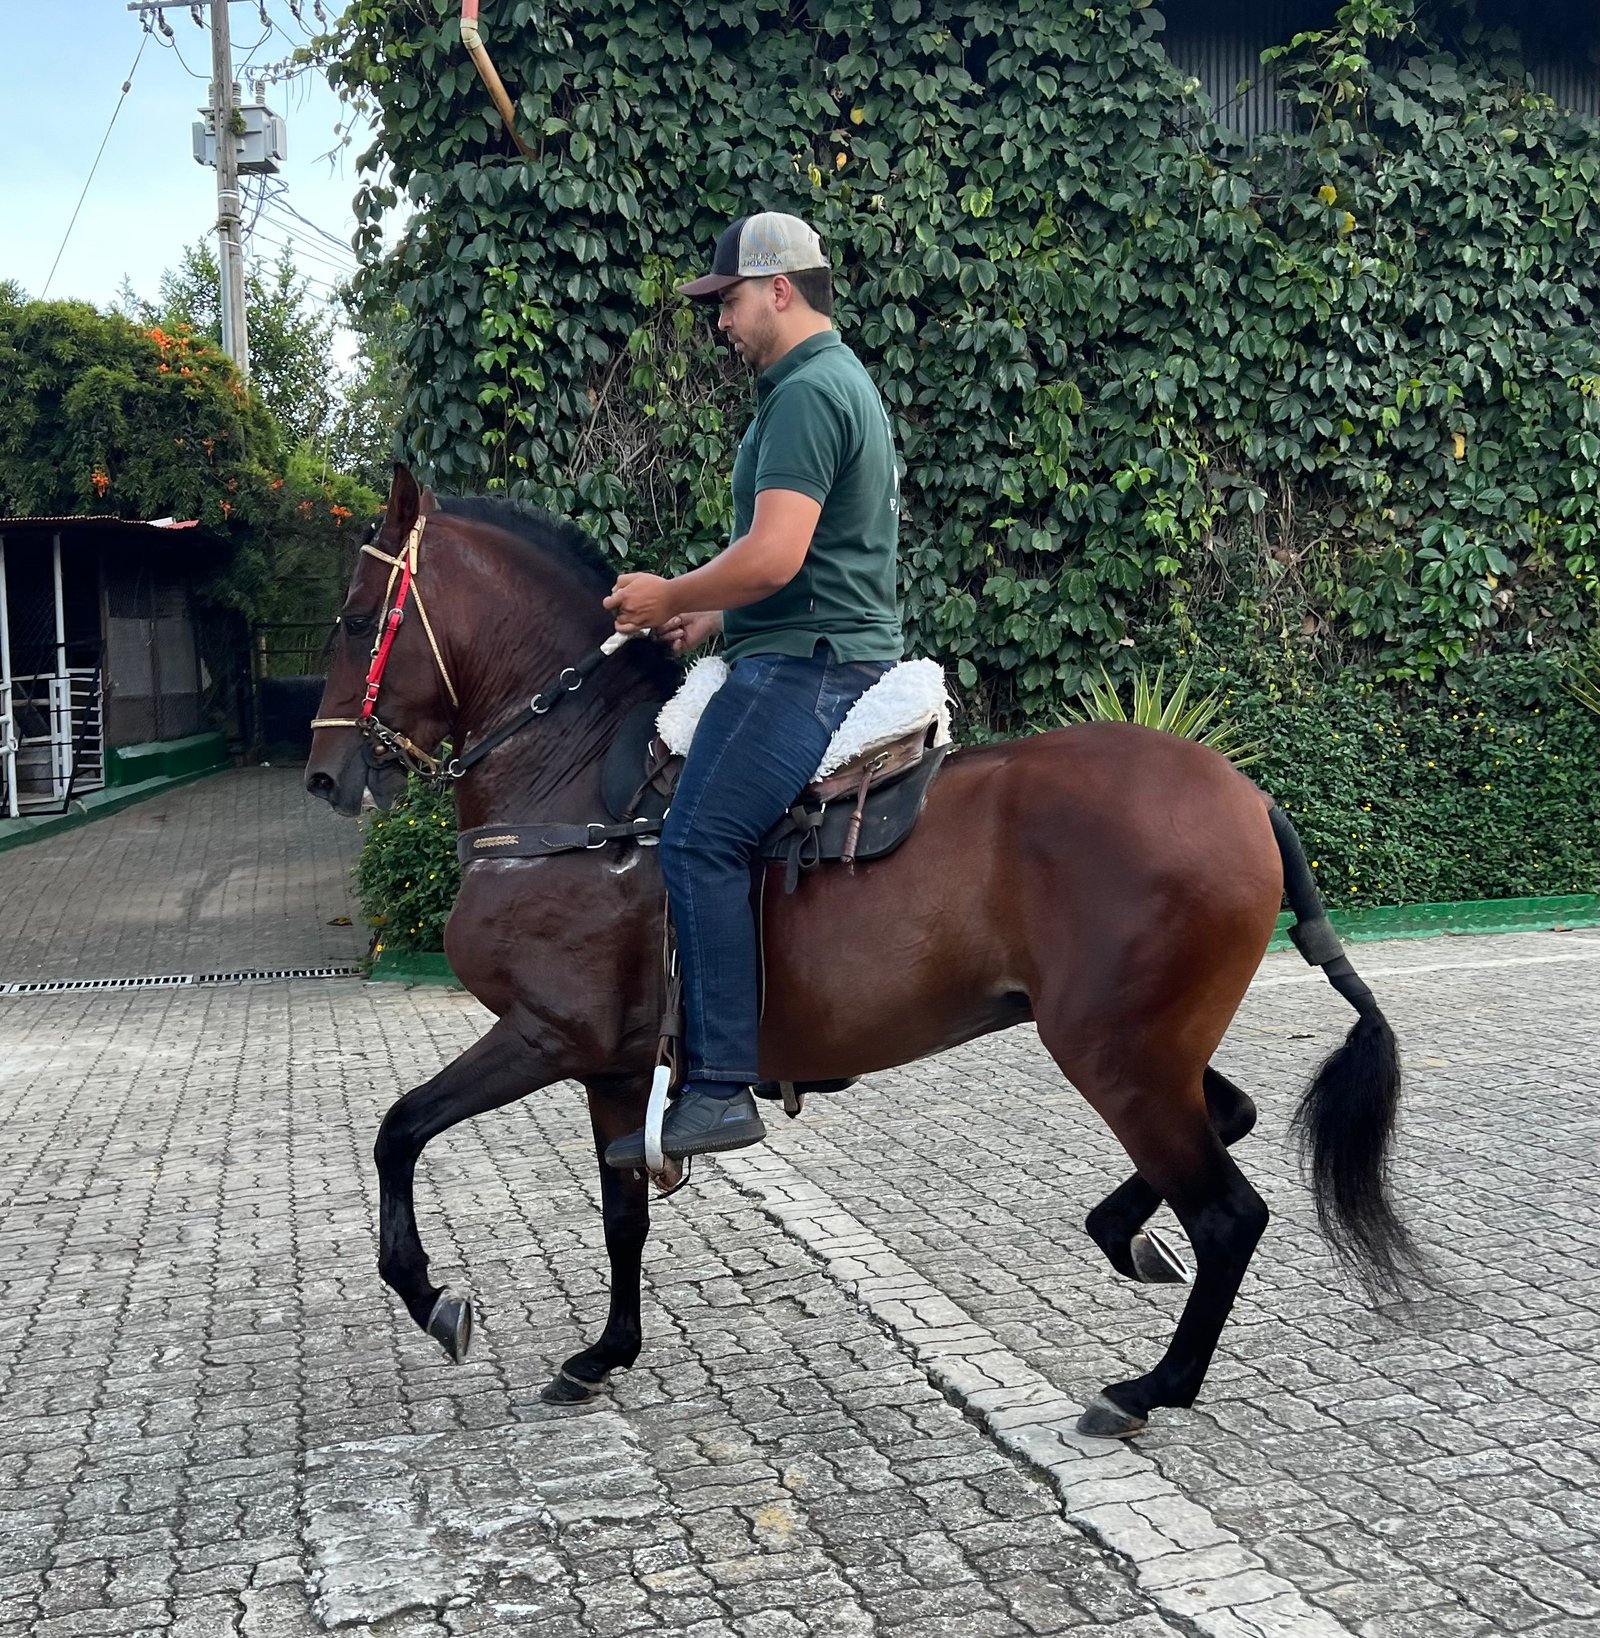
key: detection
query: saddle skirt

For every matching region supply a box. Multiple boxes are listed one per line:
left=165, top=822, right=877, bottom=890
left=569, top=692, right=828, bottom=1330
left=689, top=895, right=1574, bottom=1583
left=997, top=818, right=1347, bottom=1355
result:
left=656, top=656, right=952, bottom=775
left=609, top=657, right=953, bottom=890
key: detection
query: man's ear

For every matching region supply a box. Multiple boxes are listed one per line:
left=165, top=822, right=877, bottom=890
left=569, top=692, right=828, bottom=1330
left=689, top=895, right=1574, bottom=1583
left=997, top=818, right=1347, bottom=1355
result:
left=770, top=274, right=796, bottom=311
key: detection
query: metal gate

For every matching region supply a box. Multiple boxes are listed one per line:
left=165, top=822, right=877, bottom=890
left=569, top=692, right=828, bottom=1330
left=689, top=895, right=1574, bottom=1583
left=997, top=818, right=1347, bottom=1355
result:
left=0, top=534, right=106, bottom=819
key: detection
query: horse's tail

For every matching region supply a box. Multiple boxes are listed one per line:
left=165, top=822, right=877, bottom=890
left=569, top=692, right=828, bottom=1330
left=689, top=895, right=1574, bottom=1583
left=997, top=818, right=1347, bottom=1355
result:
left=1269, top=804, right=1423, bottom=1297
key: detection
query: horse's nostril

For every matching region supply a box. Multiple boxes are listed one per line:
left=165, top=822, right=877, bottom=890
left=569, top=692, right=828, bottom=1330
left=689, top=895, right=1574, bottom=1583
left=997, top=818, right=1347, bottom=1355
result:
left=306, top=770, right=336, bottom=801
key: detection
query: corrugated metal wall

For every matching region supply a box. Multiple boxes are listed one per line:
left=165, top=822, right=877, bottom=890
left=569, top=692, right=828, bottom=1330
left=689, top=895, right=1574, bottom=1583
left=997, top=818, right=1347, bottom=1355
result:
left=1532, top=60, right=1600, bottom=120
left=1160, top=1, right=1336, bottom=143
left=1157, top=1, right=1600, bottom=138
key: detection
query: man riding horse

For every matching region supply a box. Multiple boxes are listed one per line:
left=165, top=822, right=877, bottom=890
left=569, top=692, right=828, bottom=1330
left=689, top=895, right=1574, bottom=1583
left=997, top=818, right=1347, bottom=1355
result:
left=601, top=212, right=904, bottom=1168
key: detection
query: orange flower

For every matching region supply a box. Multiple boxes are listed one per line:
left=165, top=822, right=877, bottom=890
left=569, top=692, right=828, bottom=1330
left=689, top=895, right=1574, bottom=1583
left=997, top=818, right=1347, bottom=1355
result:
left=330, top=504, right=352, bottom=522
left=91, top=469, right=110, bottom=497
left=270, top=478, right=284, bottom=490
left=220, top=501, right=232, bottom=519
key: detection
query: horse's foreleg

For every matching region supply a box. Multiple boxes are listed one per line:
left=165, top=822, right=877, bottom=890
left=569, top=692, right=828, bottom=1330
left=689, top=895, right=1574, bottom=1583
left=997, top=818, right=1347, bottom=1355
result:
left=1084, top=1066, right=1257, bottom=1281
left=542, top=1074, right=652, bottom=1404
left=373, top=1019, right=553, bottom=1360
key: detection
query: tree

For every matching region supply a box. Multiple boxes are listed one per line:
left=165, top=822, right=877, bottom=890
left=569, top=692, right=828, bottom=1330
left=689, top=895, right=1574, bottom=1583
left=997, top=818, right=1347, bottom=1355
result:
left=0, top=292, right=378, bottom=629
left=119, top=241, right=400, bottom=488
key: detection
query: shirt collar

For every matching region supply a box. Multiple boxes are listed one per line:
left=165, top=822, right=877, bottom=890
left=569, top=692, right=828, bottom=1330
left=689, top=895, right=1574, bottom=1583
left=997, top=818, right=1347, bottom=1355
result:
left=757, top=330, right=842, bottom=398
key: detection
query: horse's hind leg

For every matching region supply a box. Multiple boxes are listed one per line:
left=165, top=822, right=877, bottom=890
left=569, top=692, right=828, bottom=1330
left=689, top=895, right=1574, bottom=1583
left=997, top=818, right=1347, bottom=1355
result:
left=542, top=1074, right=652, bottom=1405
left=1046, top=1039, right=1269, bottom=1437
left=373, top=1019, right=554, bottom=1361
left=1085, top=1067, right=1257, bottom=1282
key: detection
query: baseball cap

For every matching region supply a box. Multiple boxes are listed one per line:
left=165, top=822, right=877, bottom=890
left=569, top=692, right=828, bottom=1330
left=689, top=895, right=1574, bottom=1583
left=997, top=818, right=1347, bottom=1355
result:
left=678, top=212, right=830, bottom=298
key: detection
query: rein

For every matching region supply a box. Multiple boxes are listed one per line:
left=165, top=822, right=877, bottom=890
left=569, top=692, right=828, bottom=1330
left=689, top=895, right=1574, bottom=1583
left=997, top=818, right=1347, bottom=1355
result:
left=310, top=511, right=637, bottom=786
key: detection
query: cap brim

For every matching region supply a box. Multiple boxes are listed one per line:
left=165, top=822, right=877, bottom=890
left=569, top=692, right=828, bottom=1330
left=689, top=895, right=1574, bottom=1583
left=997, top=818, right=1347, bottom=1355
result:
left=677, top=272, right=744, bottom=298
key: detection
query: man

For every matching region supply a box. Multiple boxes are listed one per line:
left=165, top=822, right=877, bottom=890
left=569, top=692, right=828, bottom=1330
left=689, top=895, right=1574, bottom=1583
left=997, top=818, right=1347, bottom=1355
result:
left=603, top=211, right=904, bottom=1168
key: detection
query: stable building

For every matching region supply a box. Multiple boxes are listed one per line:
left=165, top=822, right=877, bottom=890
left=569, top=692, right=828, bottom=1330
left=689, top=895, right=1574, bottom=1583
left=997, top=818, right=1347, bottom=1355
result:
left=0, top=515, right=236, bottom=822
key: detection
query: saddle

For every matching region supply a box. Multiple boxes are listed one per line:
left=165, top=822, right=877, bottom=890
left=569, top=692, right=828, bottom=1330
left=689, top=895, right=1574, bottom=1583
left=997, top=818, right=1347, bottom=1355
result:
left=600, top=700, right=949, bottom=892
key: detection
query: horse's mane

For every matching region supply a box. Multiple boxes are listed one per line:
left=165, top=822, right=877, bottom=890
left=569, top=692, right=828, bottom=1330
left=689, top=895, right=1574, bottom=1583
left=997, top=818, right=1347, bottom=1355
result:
left=434, top=494, right=680, bottom=697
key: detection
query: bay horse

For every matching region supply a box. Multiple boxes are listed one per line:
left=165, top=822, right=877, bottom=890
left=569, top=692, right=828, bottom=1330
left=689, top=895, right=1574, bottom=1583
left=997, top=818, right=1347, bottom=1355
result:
left=305, top=465, right=1418, bottom=1439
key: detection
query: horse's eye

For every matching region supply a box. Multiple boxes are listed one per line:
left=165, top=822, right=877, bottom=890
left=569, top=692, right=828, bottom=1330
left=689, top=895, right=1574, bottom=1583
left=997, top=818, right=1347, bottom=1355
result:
left=343, top=614, right=375, bottom=638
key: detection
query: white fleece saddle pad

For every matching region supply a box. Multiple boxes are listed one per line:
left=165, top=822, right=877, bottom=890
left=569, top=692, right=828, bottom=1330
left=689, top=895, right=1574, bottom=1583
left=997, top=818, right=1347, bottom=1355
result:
left=657, top=656, right=952, bottom=778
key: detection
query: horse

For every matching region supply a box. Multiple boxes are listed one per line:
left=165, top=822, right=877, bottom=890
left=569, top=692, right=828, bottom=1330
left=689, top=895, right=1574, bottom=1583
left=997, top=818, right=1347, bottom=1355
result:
left=304, top=465, right=1419, bottom=1440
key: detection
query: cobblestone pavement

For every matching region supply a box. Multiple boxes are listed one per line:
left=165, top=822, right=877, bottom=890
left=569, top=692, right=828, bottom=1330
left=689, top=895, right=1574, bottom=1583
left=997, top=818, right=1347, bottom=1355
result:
left=0, top=980, right=1184, bottom=1638
left=0, top=770, right=362, bottom=984
left=0, top=927, right=1595, bottom=1636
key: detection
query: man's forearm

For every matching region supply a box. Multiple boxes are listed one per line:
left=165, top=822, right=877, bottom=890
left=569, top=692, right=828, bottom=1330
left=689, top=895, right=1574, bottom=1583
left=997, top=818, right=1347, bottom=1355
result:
left=667, top=531, right=806, bottom=614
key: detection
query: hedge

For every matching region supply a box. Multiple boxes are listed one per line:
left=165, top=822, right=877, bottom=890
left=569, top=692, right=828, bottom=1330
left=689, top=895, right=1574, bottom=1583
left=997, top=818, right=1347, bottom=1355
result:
left=318, top=0, right=1600, bottom=940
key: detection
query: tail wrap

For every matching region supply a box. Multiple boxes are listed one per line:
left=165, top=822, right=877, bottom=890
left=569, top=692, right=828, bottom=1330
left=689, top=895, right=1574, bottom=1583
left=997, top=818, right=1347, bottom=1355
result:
left=1267, top=800, right=1421, bottom=1296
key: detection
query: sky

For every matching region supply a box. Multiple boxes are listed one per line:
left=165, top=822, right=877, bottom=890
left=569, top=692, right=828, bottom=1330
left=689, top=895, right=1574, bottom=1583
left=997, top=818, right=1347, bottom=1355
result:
left=0, top=0, right=372, bottom=338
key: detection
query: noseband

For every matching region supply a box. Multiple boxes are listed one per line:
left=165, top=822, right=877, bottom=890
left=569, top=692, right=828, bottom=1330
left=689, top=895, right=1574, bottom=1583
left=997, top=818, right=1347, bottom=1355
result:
left=311, top=512, right=634, bottom=786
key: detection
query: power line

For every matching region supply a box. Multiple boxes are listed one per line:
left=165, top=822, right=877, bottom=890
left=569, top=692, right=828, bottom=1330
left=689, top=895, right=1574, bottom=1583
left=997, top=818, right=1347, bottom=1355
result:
left=42, top=30, right=153, bottom=297
left=151, top=12, right=210, bottom=80
left=245, top=230, right=352, bottom=287
left=251, top=219, right=357, bottom=276
left=255, top=197, right=357, bottom=261
left=257, top=215, right=357, bottom=274
left=270, top=196, right=356, bottom=257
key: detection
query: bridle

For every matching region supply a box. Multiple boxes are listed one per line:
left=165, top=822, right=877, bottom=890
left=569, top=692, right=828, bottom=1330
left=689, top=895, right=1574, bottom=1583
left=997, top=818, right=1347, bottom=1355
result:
left=310, top=514, right=459, bottom=779
left=310, top=510, right=633, bottom=786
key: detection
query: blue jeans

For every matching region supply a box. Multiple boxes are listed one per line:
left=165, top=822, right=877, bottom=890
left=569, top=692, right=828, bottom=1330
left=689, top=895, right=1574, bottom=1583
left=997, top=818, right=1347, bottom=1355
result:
left=660, top=649, right=890, bottom=1086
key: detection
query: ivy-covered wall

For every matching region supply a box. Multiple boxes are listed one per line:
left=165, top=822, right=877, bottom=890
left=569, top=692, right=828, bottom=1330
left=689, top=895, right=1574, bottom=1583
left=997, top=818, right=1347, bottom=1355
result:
left=326, top=0, right=1600, bottom=916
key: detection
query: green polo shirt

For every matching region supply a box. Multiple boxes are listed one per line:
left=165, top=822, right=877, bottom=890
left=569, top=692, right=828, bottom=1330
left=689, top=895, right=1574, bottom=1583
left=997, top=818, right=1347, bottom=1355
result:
left=722, top=330, right=903, bottom=663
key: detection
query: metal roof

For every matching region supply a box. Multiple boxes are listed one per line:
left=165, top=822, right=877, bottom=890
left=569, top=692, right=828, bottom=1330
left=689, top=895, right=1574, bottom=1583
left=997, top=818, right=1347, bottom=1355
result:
left=0, top=516, right=224, bottom=550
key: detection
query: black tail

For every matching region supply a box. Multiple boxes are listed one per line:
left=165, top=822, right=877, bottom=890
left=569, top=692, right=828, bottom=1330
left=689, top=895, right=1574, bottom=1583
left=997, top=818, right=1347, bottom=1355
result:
left=1269, top=805, right=1423, bottom=1297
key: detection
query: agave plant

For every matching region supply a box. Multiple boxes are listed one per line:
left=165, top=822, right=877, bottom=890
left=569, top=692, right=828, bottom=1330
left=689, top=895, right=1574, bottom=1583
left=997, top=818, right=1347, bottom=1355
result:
left=1060, top=665, right=1265, bottom=769
left=1567, top=632, right=1600, bottom=718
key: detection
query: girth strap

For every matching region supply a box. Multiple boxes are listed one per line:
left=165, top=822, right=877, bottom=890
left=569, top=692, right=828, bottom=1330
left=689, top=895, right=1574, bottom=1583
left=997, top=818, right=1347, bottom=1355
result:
left=457, top=816, right=663, bottom=864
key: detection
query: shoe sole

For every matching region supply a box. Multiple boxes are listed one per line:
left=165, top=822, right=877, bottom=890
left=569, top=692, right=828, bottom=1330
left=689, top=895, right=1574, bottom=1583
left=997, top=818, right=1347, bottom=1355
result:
left=605, top=1125, right=765, bottom=1170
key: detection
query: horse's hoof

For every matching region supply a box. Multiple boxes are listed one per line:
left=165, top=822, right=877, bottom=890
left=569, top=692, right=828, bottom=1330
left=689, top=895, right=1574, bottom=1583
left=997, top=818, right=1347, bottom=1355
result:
left=540, top=1367, right=606, bottom=1405
left=1076, top=1393, right=1148, bottom=1440
left=1130, top=1227, right=1192, bottom=1285
left=425, top=1293, right=473, bottom=1364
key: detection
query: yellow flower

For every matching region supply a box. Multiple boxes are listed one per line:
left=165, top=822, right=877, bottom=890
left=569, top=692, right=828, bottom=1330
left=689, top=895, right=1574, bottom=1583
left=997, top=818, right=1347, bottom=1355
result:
left=850, top=107, right=865, bottom=125
left=836, top=152, right=847, bottom=169
left=1317, top=183, right=1338, bottom=206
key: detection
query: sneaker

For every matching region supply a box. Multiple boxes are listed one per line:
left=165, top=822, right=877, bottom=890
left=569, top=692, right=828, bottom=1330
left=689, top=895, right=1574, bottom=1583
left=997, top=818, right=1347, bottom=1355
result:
left=604, top=1086, right=767, bottom=1170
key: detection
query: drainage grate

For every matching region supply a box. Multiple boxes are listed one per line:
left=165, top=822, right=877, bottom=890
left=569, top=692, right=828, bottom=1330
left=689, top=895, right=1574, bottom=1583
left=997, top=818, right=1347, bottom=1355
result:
left=0, top=965, right=365, bottom=997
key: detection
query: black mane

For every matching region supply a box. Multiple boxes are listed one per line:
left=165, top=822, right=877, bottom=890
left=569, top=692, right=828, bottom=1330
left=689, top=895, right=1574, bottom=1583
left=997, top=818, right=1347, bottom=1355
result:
left=435, top=494, right=681, bottom=697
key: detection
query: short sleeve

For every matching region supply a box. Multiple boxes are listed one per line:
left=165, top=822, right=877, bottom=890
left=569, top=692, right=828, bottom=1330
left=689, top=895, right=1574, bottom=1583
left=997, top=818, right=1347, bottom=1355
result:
left=754, top=381, right=850, bottom=506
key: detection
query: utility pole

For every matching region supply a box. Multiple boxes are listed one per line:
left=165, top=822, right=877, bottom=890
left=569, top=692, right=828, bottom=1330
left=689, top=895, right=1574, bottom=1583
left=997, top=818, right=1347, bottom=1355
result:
left=208, top=1, right=250, bottom=377
left=130, top=2, right=251, bottom=378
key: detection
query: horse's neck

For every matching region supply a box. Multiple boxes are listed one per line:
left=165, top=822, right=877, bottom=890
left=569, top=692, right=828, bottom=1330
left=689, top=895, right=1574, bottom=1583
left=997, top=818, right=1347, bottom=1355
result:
left=451, top=667, right=662, bottom=832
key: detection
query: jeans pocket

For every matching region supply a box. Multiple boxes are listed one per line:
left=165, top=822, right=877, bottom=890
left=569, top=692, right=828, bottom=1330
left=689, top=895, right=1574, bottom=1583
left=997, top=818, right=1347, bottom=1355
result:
left=813, top=658, right=889, bottom=732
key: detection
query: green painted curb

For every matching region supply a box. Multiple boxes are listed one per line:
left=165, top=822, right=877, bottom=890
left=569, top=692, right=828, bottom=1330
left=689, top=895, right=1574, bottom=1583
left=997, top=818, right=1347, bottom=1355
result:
left=0, top=762, right=231, bottom=856
left=1265, top=893, right=1600, bottom=952
left=367, top=949, right=463, bottom=988
left=106, top=732, right=228, bottom=788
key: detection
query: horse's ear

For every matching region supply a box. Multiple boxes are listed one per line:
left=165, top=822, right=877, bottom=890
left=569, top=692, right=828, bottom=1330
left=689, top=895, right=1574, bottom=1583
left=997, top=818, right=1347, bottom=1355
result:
left=384, top=464, right=421, bottom=539
left=419, top=485, right=437, bottom=516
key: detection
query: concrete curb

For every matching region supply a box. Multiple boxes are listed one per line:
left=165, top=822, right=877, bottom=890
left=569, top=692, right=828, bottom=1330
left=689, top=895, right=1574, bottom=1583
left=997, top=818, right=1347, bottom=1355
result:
left=0, top=762, right=231, bottom=856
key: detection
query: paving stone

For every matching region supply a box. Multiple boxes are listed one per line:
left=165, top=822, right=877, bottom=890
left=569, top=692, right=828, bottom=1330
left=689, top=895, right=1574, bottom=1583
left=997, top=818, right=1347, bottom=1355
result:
left=3, top=781, right=1596, bottom=1638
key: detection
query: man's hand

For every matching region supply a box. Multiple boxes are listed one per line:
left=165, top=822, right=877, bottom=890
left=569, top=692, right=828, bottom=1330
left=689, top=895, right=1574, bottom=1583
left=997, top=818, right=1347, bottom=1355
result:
left=656, top=610, right=723, bottom=656
left=604, top=573, right=677, bottom=634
